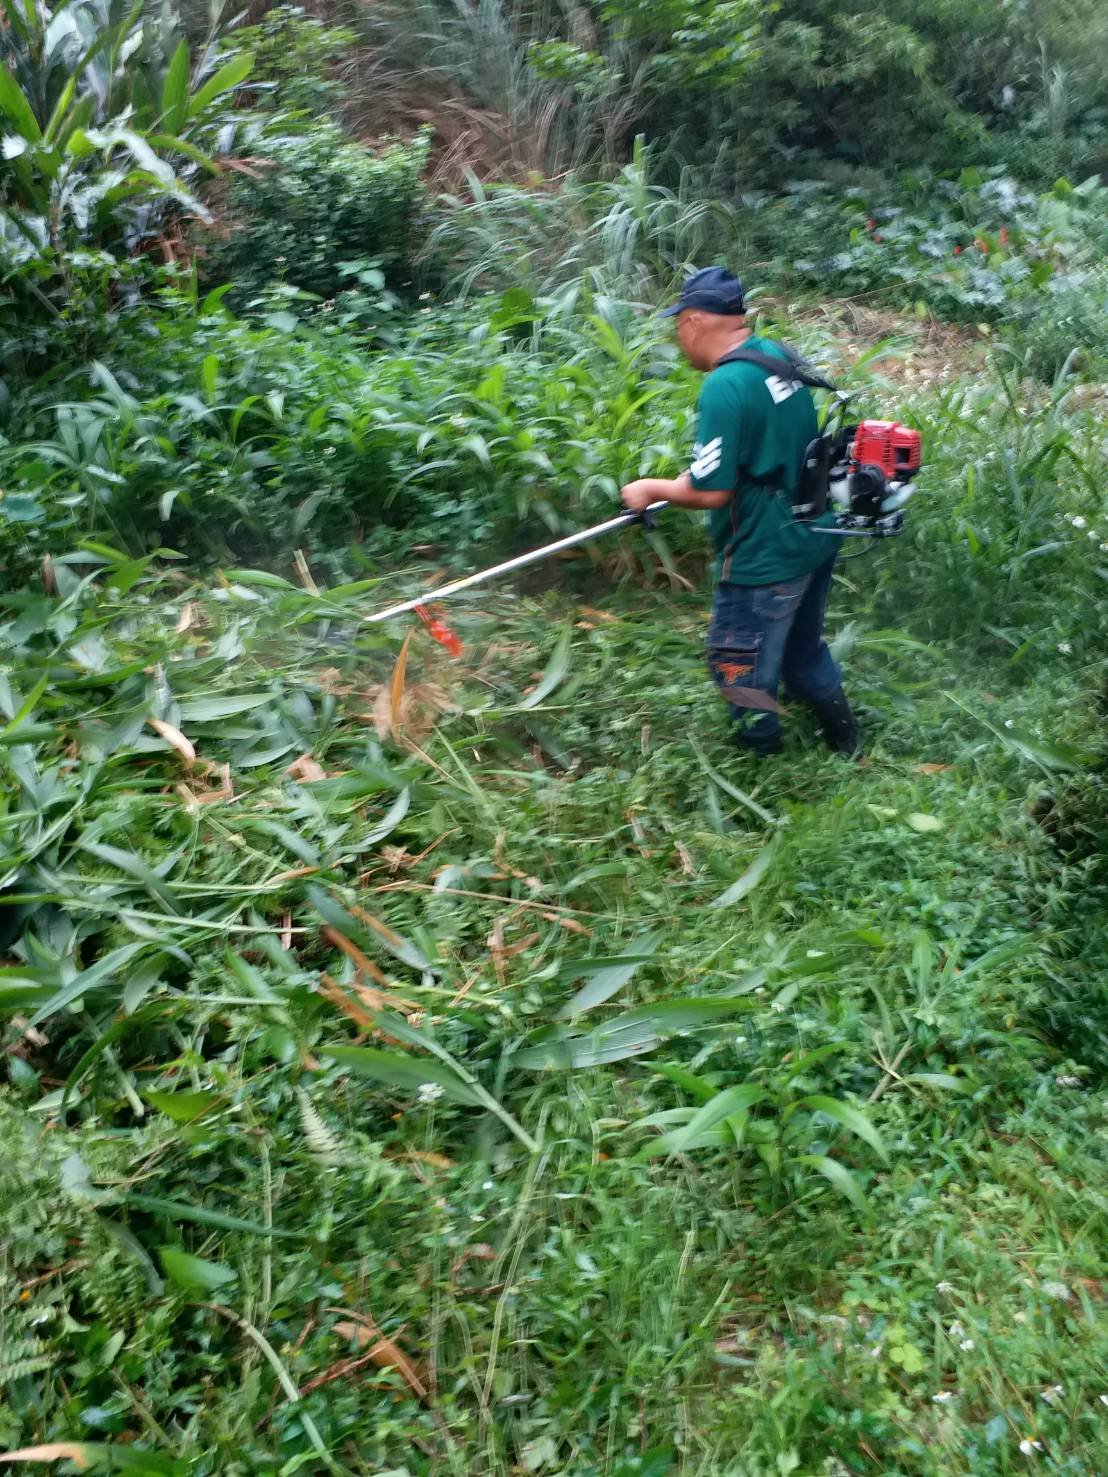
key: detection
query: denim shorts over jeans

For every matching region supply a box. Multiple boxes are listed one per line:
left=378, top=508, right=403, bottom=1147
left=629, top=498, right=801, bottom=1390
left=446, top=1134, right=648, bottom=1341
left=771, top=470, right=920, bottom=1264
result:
left=707, top=557, right=842, bottom=753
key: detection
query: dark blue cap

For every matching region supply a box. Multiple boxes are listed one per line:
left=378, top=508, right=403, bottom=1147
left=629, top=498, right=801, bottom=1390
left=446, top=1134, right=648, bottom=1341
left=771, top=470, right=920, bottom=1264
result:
left=660, top=266, right=745, bottom=318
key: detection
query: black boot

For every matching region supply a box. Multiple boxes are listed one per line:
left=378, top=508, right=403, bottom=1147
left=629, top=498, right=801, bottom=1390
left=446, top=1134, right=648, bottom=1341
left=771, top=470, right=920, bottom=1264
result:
left=810, top=689, right=863, bottom=757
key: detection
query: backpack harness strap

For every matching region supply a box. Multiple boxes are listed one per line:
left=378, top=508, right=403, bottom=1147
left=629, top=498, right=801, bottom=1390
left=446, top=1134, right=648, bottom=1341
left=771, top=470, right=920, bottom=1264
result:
left=713, top=341, right=839, bottom=516
left=716, top=340, right=837, bottom=392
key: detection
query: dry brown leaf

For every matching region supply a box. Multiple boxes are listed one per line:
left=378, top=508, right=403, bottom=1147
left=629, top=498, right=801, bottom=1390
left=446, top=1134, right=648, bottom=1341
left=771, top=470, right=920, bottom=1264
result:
left=147, top=716, right=196, bottom=762
left=317, top=975, right=377, bottom=1031
left=400, top=1150, right=455, bottom=1169
left=293, top=548, right=319, bottom=595
left=915, top=763, right=955, bottom=774
left=486, top=927, right=539, bottom=960
left=269, top=865, right=320, bottom=885
left=175, top=601, right=197, bottom=634
left=286, top=754, right=326, bottom=783
left=0, top=1447, right=93, bottom=1469
left=545, top=913, right=591, bottom=935
left=347, top=901, right=411, bottom=956
left=390, top=629, right=414, bottom=737
left=10, top=1015, right=49, bottom=1048
left=321, top=924, right=391, bottom=990
left=329, top=1315, right=429, bottom=1401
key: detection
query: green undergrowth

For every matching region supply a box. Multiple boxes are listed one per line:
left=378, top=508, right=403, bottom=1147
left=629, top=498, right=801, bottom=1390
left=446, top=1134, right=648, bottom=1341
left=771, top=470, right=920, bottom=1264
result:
left=1, top=487, right=1106, bottom=1473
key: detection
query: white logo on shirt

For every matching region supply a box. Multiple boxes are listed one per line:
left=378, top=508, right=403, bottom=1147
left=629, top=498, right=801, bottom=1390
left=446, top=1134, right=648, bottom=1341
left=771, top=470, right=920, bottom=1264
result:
left=691, top=437, right=722, bottom=480
left=765, top=374, right=799, bottom=404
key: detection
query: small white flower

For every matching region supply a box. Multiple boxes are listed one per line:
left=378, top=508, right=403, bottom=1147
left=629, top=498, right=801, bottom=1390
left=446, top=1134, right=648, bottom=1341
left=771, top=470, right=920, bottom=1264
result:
left=1004, top=719, right=1015, bottom=728
left=1057, top=641, right=1072, bottom=654
left=1089, top=529, right=1099, bottom=540
left=1040, top=1385, right=1064, bottom=1405
left=1019, top=1439, right=1043, bottom=1455
left=482, top=1180, right=495, bottom=1190
left=932, top=1391, right=956, bottom=1403
left=1072, top=515, right=1087, bottom=528
left=960, top=1338, right=975, bottom=1351
left=1055, top=1074, right=1082, bottom=1088
left=936, top=1280, right=955, bottom=1294
left=948, top=1321, right=965, bottom=1338
left=1098, top=1394, right=1108, bottom=1407
left=1100, top=542, right=1108, bottom=552
left=1041, top=1280, right=1072, bottom=1303
left=417, top=1082, right=445, bottom=1104
left=770, top=998, right=787, bottom=1012
left=323, top=445, right=336, bottom=456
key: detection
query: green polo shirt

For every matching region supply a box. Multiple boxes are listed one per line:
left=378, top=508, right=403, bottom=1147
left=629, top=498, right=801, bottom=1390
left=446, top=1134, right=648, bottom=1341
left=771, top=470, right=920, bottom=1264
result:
left=689, top=337, right=836, bottom=586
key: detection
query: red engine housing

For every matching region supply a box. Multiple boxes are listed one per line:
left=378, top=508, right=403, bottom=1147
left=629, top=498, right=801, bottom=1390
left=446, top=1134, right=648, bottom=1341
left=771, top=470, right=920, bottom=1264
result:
left=851, top=421, right=921, bottom=480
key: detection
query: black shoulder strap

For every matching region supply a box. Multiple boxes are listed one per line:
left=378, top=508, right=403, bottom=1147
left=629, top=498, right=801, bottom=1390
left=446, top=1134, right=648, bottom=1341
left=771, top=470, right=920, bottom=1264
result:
left=717, top=340, right=836, bottom=393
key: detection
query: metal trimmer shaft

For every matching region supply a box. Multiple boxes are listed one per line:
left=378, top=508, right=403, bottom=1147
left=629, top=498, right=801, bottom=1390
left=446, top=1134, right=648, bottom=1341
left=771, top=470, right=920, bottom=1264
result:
left=363, top=502, right=669, bottom=624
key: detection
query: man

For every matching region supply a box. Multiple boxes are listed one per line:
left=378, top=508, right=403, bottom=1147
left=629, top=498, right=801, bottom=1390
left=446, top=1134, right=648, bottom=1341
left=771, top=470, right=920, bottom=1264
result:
left=620, top=266, right=860, bottom=757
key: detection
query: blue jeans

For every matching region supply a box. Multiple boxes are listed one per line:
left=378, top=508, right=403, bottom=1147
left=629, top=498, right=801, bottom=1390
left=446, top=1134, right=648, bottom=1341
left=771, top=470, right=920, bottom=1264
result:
left=707, top=558, right=842, bottom=753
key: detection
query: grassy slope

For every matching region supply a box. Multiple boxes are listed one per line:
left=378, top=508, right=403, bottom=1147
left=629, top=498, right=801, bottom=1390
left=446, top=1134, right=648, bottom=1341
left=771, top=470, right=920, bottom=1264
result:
left=1, top=328, right=1106, bottom=1477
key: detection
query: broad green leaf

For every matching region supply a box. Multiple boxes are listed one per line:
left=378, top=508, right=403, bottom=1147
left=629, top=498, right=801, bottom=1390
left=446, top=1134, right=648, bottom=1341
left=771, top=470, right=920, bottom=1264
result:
left=161, top=39, right=190, bottom=133
left=997, top=724, right=1089, bottom=772
left=692, top=740, right=778, bottom=826
left=175, top=693, right=274, bottom=720
left=186, top=51, right=254, bottom=119
left=514, top=997, right=757, bottom=1070
left=159, top=1247, right=237, bottom=1291
left=28, top=942, right=150, bottom=1027
left=958, top=936, right=1034, bottom=979
left=309, top=885, right=432, bottom=971
left=665, top=1082, right=767, bottom=1154
left=357, top=1012, right=538, bottom=1150
left=125, top=1194, right=305, bottom=1238
left=710, top=839, right=777, bottom=908
left=62, top=1002, right=181, bottom=1112
left=144, top=1089, right=227, bottom=1124
left=218, top=569, right=297, bottom=589
left=363, top=785, right=411, bottom=846
left=555, top=932, right=661, bottom=1018
left=780, top=1041, right=852, bottom=1085
left=788, top=1094, right=888, bottom=1162
left=649, top=1063, right=718, bottom=1102
left=794, top=1154, right=870, bottom=1214
left=0, top=62, right=42, bottom=142
left=903, top=1072, right=971, bottom=1092
left=78, top=839, right=179, bottom=913
left=322, top=1045, right=483, bottom=1105
left=517, top=624, right=572, bottom=710
left=201, top=352, right=219, bottom=402
left=0, top=673, right=48, bottom=736
left=638, top=1124, right=733, bottom=1157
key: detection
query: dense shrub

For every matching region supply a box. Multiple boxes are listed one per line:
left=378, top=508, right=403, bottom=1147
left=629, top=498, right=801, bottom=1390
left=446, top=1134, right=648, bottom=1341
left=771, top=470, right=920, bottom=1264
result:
left=203, top=121, right=431, bottom=302
left=1003, top=269, right=1108, bottom=380
left=0, top=284, right=691, bottom=575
